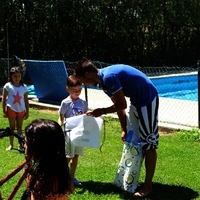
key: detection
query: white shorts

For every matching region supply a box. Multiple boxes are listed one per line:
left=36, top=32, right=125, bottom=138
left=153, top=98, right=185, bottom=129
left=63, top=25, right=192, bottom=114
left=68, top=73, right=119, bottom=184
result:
left=65, top=141, right=84, bottom=158
left=127, top=95, right=159, bottom=150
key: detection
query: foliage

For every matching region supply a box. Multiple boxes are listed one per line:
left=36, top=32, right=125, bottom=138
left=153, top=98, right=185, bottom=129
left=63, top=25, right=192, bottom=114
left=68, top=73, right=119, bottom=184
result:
left=0, top=0, right=200, bottom=66
left=175, top=128, right=200, bottom=142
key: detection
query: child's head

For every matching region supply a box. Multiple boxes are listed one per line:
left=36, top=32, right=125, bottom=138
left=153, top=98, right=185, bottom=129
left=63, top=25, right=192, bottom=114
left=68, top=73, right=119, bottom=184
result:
left=9, top=66, right=23, bottom=85
left=25, top=119, right=72, bottom=197
left=66, top=75, right=82, bottom=99
left=25, top=118, right=66, bottom=161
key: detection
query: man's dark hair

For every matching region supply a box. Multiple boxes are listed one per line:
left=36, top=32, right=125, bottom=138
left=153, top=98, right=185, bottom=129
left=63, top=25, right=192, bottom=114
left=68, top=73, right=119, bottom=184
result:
left=74, top=61, right=97, bottom=77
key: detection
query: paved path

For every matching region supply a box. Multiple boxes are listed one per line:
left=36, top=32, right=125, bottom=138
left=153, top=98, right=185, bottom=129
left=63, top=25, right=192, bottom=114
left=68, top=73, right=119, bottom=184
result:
left=29, top=88, right=199, bottom=130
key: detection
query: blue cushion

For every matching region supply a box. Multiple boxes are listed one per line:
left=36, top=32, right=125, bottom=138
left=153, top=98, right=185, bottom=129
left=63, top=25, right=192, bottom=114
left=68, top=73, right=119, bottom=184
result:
left=25, top=60, right=69, bottom=103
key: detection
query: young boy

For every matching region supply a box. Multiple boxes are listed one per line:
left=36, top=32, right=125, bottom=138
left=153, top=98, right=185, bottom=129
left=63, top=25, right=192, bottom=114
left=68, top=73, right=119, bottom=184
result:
left=58, top=75, right=88, bottom=186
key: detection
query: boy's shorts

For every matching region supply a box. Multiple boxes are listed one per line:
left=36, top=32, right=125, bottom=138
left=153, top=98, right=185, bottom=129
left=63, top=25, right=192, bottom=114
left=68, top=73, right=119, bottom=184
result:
left=7, top=106, right=25, bottom=118
left=65, top=141, right=84, bottom=158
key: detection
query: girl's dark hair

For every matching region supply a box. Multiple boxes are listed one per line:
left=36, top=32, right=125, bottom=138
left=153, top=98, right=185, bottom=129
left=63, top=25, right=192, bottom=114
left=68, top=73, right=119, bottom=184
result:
left=25, top=119, right=72, bottom=198
left=9, top=66, right=24, bottom=85
left=74, top=60, right=97, bottom=77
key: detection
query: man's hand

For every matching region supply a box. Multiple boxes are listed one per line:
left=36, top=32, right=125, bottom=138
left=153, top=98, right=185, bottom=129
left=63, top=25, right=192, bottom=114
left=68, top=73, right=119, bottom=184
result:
left=86, top=108, right=102, bottom=117
left=121, top=131, right=127, bottom=143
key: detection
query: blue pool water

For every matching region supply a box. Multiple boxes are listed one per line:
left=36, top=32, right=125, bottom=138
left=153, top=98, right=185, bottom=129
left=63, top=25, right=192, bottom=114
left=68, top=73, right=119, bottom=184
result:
left=151, top=74, right=197, bottom=101
left=27, top=74, right=198, bottom=101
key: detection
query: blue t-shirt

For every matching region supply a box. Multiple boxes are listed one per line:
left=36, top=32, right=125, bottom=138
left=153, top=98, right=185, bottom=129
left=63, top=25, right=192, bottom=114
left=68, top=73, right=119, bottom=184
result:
left=98, top=64, right=158, bottom=107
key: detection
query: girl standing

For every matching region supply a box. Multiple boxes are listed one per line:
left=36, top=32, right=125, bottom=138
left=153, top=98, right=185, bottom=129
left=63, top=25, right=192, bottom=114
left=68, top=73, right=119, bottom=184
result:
left=2, top=66, right=29, bottom=151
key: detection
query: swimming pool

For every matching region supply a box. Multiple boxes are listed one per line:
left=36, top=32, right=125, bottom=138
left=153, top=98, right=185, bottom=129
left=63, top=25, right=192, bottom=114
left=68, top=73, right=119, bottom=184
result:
left=27, top=73, right=198, bottom=101
left=151, top=73, right=197, bottom=101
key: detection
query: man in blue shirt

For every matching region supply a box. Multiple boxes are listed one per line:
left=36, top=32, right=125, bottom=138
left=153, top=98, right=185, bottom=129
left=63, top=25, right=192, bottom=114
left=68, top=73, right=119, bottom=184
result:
left=74, top=60, right=159, bottom=197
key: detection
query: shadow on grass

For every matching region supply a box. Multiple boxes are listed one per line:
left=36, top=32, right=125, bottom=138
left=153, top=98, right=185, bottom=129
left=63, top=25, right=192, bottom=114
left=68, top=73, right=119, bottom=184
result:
left=12, top=148, right=25, bottom=154
left=76, top=181, right=199, bottom=200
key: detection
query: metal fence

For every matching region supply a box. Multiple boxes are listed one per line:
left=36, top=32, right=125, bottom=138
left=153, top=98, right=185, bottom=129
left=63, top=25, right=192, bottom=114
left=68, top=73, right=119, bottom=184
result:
left=0, top=58, right=199, bottom=128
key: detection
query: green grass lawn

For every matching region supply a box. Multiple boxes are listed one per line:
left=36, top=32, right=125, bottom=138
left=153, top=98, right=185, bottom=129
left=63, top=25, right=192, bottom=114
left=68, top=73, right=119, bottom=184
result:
left=0, top=103, right=200, bottom=200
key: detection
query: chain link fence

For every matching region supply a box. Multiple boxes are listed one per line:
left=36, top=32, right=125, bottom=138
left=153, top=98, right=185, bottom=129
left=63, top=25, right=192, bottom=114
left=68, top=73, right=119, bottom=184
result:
left=0, top=58, right=199, bottom=128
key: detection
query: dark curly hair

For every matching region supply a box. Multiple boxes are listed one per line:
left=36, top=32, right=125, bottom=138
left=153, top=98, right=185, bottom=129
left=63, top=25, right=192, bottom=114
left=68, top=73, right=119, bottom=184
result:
left=25, top=119, right=73, bottom=199
left=74, top=60, right=98, bottom=77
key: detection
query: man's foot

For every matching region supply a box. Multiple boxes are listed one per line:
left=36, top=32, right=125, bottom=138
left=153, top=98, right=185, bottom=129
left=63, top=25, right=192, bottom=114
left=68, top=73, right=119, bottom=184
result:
left=133, top=186, right=152, bottom=197
left=6, top=145, right=13, bottom=151
left=72, top=178, right=82, bottom=186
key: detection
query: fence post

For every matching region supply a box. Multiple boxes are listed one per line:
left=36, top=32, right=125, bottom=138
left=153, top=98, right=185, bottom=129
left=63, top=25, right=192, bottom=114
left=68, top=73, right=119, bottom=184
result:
left=198, top=60, right=200, bottom=128
left=84, top=85, right=88, bottom=103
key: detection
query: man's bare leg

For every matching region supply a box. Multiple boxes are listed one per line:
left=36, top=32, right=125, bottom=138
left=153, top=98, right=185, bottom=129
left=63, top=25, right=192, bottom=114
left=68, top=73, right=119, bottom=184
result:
left=134, top=149, right=157, bottom=197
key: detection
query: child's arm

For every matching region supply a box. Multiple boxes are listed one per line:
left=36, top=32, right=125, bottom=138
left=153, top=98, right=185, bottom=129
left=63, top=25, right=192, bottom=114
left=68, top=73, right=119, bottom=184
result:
left=2, top=88, right=8, bottom=118
left=24, top=92, right=29, bottom=120
left=58, top=114, right=65, bottom=126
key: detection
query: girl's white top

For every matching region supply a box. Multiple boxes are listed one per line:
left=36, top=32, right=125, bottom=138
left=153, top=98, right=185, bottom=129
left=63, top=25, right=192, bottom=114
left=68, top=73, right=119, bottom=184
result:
left=4, top=82, right=28, bottom=112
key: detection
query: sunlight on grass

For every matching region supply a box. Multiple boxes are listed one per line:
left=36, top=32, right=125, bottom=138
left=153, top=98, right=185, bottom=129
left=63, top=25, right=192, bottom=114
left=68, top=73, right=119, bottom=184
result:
left=0, top=104, right=200, bottom=200
left=175, top=129, right=200, bottom=142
